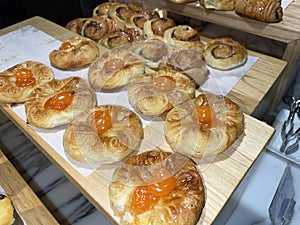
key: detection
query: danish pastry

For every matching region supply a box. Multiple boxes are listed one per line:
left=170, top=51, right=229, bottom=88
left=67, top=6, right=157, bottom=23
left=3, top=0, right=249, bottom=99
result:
left=235, top=0, right=283, bottom=22
left=127, top=68, right=195, bottom=116
left=49, top=36, right=99, bottom=69
left=99, top=28, right=145, bottom=49
left=93, top=2, right=117, bottom=17
left=203, top=37, right=248, bottom=70
left=63, top=105, right=144, bottom=163
left=127, top=37, right=171, bottom=69
left=158, top=49, right=210, bottom=87
left=167, top=0, right=197, bottom=3
left=200, top=0, right=235, bottom=11
left=125, top=12, right=160, bottom=35
left=143, top=17, right=176, bottom=38
left=25, top=77, right=97, bottom=128
left=0, top=61, right=54, bottom=103
left=88, top=48, right=145, bottom=90
left=163, top=25, right=205, bottom=51
left=109, top=150, right=205, bottom=225
left=165, top=93, right=244, bottom=158
left=66, top=18, right=89, bottom=35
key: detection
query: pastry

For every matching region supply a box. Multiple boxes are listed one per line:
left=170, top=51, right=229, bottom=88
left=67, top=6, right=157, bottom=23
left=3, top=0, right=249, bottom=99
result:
left=203, top=37, right=248, bottom=70
left=25, top=77, right=97, bottom=128
left=167, top=0, right=197, bottom=3
left=109, top=150, right=205, bottom=225
left=99, top=28, right=145, bottom=49
left=49, top=36, right=99, bottom=69
left=66, top=17, right=89, bottom=34
left=143, top=17, right=176, bottom=38
left=0, top=61, right=54, bottom=103
left=127, top=68, right=196, bottom=116
left=235, top=0, right=283, bottom=22
left=93, top=2, right=117, bottom=17
left=125, top=12, right=160, bottom=35
left=88, top=48, right=145, bottom=90
left=200, top=0, right=235, bottom=11
left=127, top=37, right=171, bottom=69
left=0, top=194, right=15, bottom=225
left=158, top=49, right=210, bottom=87
left=108, top=2, right=144, bottom=29
left=63, top=105, right=144, bottom=163
left=165, top=93, right=244, bottom=158
left=163, top=25, right=205, bottom=51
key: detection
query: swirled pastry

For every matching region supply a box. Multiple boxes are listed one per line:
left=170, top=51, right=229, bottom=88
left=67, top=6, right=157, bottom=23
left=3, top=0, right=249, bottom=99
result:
left=203, top=37, right=248, bottom=70
left=167, top=0, right=197, bottom=3
left=108, top=2, right=144, bottom=29
left=109, top=150, right=205, bottom=225
left=235, top=0, right=283, bottom=22
left=200, top=0, right=235, bottom=10
left=165, top=93, right=244, bottom=158
left=49, top=36, right=99, bottom=69
left=88, top=48, right=145, bottom=90
left=99, top=28, right=145, bottom=49
left=0, top=61, right=54, bottom=103
left=125, top=12, right=160, bottom=34
left=127, top=37, right=171, bottom=69
left=143, top=17, right=176, bottom=38
left=63, top=105, right=143, bottom=163
left=127, top=68, right=195, bottom=116
left=0, top=194, right=15, bottom=225
left=93, top=2, right=117, bottom=17
left=25, top=77, right=97, bottom=128
left=158, top=49, right=210, bottom=87
left=66, top=18, right=89, bottom=34
left=163, top=25, right=205, bottom=51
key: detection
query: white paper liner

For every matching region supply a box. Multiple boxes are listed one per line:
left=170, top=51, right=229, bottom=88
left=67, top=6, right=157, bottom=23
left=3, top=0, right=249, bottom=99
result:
left=0, top=25, right=258, bottom=176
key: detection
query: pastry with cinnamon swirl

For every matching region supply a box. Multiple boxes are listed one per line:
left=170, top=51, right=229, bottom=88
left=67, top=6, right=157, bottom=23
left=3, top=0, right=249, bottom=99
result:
left=99, top=28, right=145, bottom=49
left=127, top=68, right=195, bottom=116
left=0, top=61, right=54, bottom=103
left=63, top=105, right=143, bottom=163
left=203, top=37, right=248, bottom=70
left=109, top=150, right=205, bottom=225
left=49, top=36, right=99, bottom=69
left=165, top=93, right=244, bottom=158
left=88, top=48, right=145, bottom=90
left=235, top=0, right=283, bottom=22
left=163, top=25, right=205, bottom=51
left=143, top=17, right=176, bottom=38
left=25, top=77, right=97, bottom=128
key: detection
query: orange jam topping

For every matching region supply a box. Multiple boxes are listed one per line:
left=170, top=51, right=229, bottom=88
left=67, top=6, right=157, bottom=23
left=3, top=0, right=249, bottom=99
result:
left=44, top=91, right=75, bottom=110
left=131, top=168, right=176, bottom=214
left=195, top=105, right=216, bottom=129
left=152, top=75, right=176, bottom=93
left=86, top=109, right=112, bottom=135
left=14, top=68, right=36, bottom=87
left=59, top=41, right=74, bottom=50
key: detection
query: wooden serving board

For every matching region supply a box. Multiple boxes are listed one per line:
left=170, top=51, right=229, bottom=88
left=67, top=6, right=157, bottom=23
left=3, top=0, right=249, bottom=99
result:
left=0, top=16, right=276, bottom=224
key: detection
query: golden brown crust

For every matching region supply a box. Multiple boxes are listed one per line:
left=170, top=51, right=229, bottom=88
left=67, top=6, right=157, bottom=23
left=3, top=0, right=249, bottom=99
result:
left=163, top=25, right=205, bottom=51
left=235, top=0, right=283, bottom=22
left=109, top=150, right=205, bottom=225
left=49, top=36, right=99, bottom=69
left=167, top=0, right=197, bottom=3
left=143, top=17, right=176, bottom=38
left=63, top=105, right=144, bottom=163
left=127, top=68, right=196, bottom=116
left=165, top=93, right=244, bottom=158
left=0, top=194, right=15, bottom=225
left=93, top=2, right=117, bottom=17
left=25, top=77, right=97, bottom=128
left=66, top=18, right=89, bottom=34
left=88, top=48, right=145, bottom=90
left=200, top=0, right=235, bottom=10
left=203, top=37, right=248, bottom=70
left=0, top=61, right=54, bottom=103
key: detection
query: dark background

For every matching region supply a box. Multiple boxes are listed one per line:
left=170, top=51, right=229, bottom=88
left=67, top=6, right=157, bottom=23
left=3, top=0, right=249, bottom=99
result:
left=0, top=0, right=106, bottom=29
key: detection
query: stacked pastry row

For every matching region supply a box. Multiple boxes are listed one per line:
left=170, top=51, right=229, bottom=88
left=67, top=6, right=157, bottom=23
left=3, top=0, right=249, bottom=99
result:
left=168, top=0, right=283, bottom=22
left=64, top=2, right=248, bottom=72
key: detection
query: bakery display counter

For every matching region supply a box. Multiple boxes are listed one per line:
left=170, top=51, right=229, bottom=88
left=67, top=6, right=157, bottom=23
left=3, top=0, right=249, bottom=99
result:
left=0, top=148, right=59, bottom=225
left=0, top=16, right=284, bottom=225
left=123, top=0, right=300, bottom=111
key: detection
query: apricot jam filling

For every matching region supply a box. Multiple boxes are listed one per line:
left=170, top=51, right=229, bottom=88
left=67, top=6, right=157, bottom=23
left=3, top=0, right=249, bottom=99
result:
left=44, top=91, right=75, bottom=110
left=14, top=68, right=36, bottom=87
left=86, top=109, right=113, bottom=135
